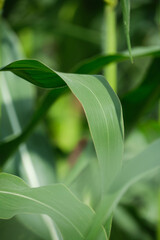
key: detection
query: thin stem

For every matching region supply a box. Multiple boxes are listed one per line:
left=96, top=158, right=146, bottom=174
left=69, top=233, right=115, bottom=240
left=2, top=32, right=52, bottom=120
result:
left=104, top=2, right=117, bottom=92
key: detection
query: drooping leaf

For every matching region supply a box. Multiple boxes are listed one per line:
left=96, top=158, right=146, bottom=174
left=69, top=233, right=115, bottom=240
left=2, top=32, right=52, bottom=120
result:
left=86, top=138, right=160, bottom=240
left=1, top=46, right=160, bottom=162
left=0, top=59, right=124, bottom=193
left=111, top=138, right=160, bottom=193
left=0, top=21, right=61, bottom=240
left=120, top=0, right=132, bottom=62
left=0, top=173, right=107, bottom=240
left=73, top=46, right=160, bottom=74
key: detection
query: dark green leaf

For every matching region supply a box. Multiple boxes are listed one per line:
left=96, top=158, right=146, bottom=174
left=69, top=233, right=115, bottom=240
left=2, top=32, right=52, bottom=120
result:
left=73, top=46, right=160, bottom=74
left=120, top=0, right=132, bottom=61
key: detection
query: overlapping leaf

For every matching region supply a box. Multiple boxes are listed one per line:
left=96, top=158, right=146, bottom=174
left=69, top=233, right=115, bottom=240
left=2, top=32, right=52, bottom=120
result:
left=85, top=138, right=160, bottom=240
left=1, top=48, right=160, bottom=240
left=0, top=173, right=107, bottom=240
left=1, top=46, right=160, bottom=165
left=0, top=22, right=61, bottom=240
left=0, top=59, right=124, bottom=192
left=73, top=46, right=160, bottom=74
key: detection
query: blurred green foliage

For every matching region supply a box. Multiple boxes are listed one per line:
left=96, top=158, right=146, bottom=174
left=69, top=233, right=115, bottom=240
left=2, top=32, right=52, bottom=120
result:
left=1, top=0, right=160, bottom=239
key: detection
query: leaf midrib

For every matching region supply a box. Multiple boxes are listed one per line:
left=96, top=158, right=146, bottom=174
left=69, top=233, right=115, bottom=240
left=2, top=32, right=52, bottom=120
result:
left=0, top=190, right=84, bottom=239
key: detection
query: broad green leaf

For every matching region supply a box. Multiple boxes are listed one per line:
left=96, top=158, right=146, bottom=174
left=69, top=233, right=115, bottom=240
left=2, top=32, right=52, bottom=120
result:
left=0, top=173, right=107, bottom=240
left=1, top=46, right=160, bottom=162
left=109, top=138, right=160, bottom=214
left=111, top=138, right=160, bottom=193
left=0, top=59, right=124, bottom=193
left=121, top=58, right=160, bottom=133
left=0, top=21, right=57, bottom=184
left=73, top=46, right=160, bottom=74
left=1, top=60, right=66, bottom=88
left=86, top=138, right=160, bottom=239
left=120, top=0, right=132, bottom=61
left=0, top=21, right=61, bottom=240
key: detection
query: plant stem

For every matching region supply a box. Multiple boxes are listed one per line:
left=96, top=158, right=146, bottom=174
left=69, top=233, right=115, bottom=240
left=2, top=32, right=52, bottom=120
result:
left=104, top=1, right=117, bottom=92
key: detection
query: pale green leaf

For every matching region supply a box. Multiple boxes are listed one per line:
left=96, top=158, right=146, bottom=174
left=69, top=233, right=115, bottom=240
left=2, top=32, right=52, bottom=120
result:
left=0, top=21, right=60, bottom=240
left=86, top=138, right=160, bottom=239
left=0, top=59, right=124, bottom=193
left=0, top=173, right=107, bottom=240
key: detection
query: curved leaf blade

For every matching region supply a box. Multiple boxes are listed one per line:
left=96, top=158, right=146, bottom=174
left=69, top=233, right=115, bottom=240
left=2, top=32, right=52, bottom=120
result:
left=0, top=59, right=124, bottom=192
left=86, top=138, right=160, bottom=239
left=0, top=21, right=61, bottom=240
left=103, top=138, right=160, bottom=224
left=0, top=60, right=65, bottom=89
left=110, top=138, right=160, bottom=193
left=0, top=173, right=101, bottom=240
left=73, top=46, right=160, bottom=74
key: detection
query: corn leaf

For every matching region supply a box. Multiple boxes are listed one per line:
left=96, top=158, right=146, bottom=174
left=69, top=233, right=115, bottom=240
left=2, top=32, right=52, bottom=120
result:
left=0, top=21, right=61, bottom=240
left=73, top=46, right=160, bottom=74
left=120, top=0, right=132, bottom=61
left=1, top=46, right=160, bottom=163
left=85, top=138, right=160, bottom=239
left=110, top=138, right=160, bottom=193
left=0, top=59, right=124, bottom=193
left=0, top=173, right=107, bottom=240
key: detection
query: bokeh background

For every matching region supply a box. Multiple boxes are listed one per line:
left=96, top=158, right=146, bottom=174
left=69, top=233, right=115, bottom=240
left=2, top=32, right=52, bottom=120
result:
left=1, top=0, right=160, bottom=239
